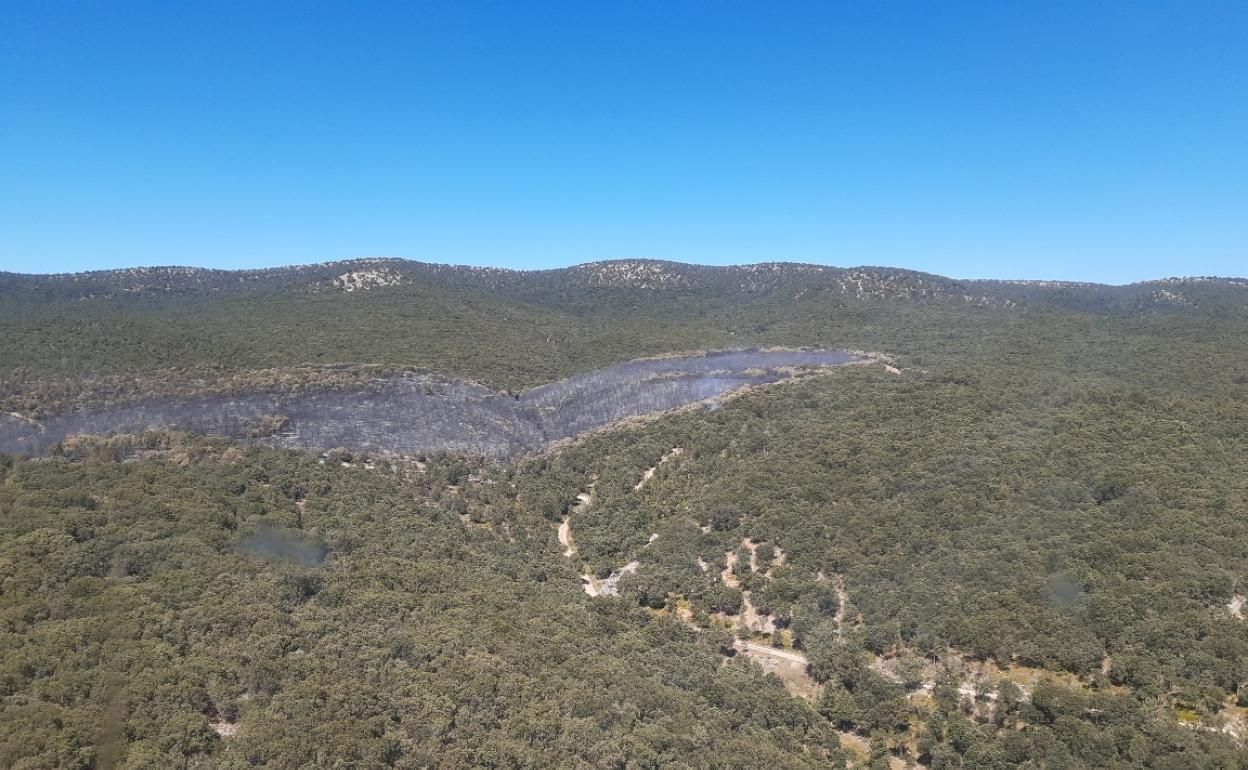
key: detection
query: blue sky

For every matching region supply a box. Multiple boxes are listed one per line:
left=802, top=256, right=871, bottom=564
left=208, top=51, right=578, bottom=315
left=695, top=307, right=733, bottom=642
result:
left=1, top=1, right=1244, bottom=283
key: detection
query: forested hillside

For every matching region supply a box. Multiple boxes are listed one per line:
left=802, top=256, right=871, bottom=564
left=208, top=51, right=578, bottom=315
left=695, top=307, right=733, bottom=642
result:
left=2, top=260, right=1245, bottom=409
left=2, top=260, right=1248, bottom=768
left=0, top=439, right=842, bottom=769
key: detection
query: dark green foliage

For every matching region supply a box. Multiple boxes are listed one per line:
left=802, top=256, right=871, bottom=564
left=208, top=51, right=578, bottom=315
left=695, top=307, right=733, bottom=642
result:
left=4, top=260, right=1245, bottom=413
left=506, top=304, right=1248, bottom=766
left=0, top=446, right=843, bottom=768
left=2, top=260, right=1248, bottom=765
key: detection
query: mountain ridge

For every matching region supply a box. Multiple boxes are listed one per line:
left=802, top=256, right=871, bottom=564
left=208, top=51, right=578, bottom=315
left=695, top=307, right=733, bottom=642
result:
left=4, top=256, right=1244, bottom=288
left=4, top=258, right=1246, bottom=320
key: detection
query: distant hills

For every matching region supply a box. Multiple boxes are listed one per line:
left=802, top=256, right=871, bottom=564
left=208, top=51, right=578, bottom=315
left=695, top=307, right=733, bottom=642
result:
left=3, top=258, right=1245, bottom=314
left=2, top=257, right=1247, bottom=417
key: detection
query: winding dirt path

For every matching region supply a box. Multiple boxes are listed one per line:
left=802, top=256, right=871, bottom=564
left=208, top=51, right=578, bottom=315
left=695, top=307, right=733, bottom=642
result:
left=733, top=641, right=821, bottom=701
left=633, top=447, right=684, bottom=490
left=558, top=518, right=575, bottom=558
left=738, top=641, right=808, bottom=663
left=833, top=574, right=849, bottom=639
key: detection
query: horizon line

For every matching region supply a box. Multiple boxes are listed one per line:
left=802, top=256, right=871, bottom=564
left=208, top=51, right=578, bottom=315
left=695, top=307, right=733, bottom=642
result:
left=2, top=256, right=1245, bottom=288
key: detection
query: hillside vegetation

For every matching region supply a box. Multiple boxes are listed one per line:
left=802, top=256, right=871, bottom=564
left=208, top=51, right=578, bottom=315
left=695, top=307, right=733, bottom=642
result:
left=2, top=260, right=1248, bottom=768
left=2, top=259, right=1245, bottom=406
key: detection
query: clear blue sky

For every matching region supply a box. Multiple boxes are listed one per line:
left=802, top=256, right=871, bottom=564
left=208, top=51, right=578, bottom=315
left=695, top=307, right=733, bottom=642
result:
left=2, top=1, right=1244, bottom=282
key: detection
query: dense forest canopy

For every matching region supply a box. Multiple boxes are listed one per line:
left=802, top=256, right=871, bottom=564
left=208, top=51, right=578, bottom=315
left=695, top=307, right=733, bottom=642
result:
left=2, top=259, right=1248, bottom=768
left=2, top=259, right=1245, bottom=402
